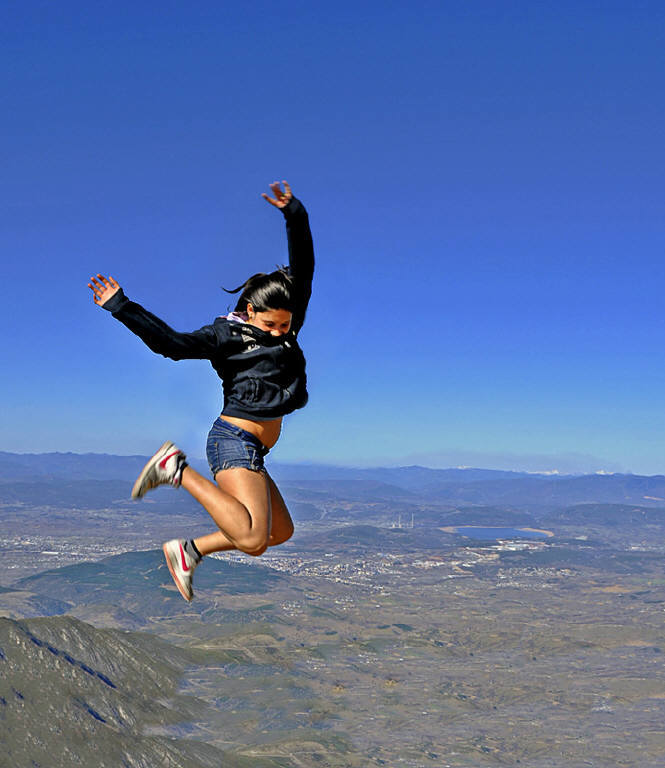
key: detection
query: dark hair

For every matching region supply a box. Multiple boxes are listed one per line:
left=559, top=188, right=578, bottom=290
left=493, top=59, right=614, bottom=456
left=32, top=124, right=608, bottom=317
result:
left=224, top=268, right=295, bottom=314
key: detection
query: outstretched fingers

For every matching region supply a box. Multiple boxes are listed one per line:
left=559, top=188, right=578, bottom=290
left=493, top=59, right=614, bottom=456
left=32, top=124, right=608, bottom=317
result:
left=261, top=180, right=292, bottom=208
left=261, top=192, right=279, bottom=207
left=88, top=273, right=120, bottom=306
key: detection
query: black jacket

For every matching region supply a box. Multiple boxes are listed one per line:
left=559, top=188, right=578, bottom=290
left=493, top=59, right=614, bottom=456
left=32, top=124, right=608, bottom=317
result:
left=102, top=196, right=314, bottom=421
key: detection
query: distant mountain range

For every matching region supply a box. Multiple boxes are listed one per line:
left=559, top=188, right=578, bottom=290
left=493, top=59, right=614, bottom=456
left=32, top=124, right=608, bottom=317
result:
left=3, top=451, right=665, bottom=510
left=0, top=451, right=152, bottom=481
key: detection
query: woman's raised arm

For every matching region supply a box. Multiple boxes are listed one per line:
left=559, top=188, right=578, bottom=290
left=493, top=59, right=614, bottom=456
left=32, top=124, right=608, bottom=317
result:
left=262, top=181, right=314, bottom=336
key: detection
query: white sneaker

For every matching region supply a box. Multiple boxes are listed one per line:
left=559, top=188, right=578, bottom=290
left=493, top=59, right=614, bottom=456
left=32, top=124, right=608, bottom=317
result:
left=131, top=441, right=187, bottom=499
left=162, top=539, right=198, bottom=601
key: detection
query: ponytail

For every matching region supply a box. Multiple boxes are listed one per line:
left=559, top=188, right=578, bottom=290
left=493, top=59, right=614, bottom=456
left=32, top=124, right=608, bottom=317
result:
left=224, top=268, right=295, bottom=313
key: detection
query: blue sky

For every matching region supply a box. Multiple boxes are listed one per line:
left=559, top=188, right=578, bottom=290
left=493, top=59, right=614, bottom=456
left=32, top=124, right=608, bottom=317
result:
left=3, top=1, right=665, bottom=473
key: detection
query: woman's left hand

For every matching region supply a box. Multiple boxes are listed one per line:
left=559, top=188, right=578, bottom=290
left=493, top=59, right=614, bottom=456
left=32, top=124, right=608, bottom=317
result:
left=262, top=181, right=293, bottom=209
left=88, top=274, right=121, bottom=306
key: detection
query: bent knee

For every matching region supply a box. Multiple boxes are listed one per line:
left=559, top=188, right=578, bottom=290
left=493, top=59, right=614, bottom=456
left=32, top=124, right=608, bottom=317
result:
left=243, top=543, right=268, bottom=557
left=236, top=535, right=269, bottom=557
left=246, top=545, right=268, bottom=557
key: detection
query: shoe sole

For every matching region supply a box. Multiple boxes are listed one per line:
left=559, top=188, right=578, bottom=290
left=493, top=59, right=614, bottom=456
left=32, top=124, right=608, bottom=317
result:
left=162, top=543, right=193, bottom=602
left=131, top=441, right=174, bottom=499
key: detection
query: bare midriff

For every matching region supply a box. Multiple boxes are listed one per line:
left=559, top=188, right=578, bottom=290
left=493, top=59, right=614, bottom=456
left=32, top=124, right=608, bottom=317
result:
left=220, top=415, right=283, bottom=449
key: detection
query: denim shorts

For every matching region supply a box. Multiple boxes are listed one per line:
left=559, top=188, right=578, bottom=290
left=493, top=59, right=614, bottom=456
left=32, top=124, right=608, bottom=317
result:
left=206, top=417, right=269, bottom=476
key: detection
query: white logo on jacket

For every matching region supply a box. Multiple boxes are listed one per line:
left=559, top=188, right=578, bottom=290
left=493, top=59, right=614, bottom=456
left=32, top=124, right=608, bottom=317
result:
left=240, top=332, right=259, bottom=352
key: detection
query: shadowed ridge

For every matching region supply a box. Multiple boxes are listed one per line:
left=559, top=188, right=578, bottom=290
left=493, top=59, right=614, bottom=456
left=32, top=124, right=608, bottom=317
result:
left=0, top=615, right=233, bottom=767
left=12, top=549, right=290, bottom=622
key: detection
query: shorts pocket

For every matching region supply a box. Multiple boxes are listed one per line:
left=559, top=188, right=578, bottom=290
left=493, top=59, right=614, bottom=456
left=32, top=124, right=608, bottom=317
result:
left=206, top=430, right=265, bottom=475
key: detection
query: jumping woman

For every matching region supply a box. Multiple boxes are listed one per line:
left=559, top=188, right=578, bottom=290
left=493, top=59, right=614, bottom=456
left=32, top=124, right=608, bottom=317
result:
left=88, top=181, right=313, bottom=601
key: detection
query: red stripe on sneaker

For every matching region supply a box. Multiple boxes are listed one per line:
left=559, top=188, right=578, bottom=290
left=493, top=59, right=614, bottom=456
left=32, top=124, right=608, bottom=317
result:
left=179, top=542, right=191, bottom=572
left=159, top=450, right=179, bottom=470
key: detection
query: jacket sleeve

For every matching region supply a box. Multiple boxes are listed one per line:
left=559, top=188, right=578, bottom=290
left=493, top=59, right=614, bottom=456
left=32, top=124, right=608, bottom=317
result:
left=101, top=289, right=219, bottom=360
left=282, top=196, right=314, bottom=336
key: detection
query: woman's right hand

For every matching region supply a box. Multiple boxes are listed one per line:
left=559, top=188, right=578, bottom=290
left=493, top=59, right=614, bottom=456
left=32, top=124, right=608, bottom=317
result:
left=88, top=274, right=121, bottom=306
left=262, top=181, right=293, bottom=209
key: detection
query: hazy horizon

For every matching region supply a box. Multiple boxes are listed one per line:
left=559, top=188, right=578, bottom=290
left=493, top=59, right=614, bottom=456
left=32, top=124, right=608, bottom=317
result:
left=0, top=446, right=655, bottom=477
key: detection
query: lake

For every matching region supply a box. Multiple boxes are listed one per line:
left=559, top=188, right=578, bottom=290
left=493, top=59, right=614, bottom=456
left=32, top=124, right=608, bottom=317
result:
left=447, top=526, right=553, bottom=541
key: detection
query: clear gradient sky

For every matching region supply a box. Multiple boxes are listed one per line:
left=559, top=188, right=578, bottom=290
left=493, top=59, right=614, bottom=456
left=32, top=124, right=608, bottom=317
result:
left=3, top=1, right=665, bottom=473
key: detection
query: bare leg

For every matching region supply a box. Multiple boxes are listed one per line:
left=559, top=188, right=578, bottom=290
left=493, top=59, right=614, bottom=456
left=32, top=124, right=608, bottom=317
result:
left=180, top=465, right=275, bottom=554
left=180, top=465, right=269, bottom=554
left=193, top=530, right=236, bottom=555
left=265, top=473, right=294, bottom=545
left=192, top=471, right=294, bottom=557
